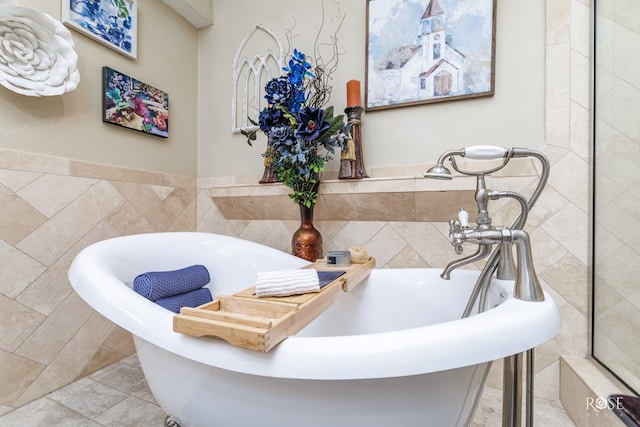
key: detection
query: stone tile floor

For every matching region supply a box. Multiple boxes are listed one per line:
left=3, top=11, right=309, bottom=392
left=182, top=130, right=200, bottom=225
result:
left=0, top=354, right=575, bottom=426
left=471, top=387, right=576, bottom=427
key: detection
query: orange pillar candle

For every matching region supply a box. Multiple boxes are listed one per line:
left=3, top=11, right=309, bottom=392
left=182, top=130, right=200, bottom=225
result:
left=346, top=79, right=361, bottom=107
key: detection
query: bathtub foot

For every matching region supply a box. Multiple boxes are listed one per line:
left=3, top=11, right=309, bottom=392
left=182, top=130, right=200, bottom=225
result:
left=165, top=415, right=181, bottom=427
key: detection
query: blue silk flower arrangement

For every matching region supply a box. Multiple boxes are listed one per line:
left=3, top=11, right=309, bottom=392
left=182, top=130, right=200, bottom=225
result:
left=243, top=50, right=348, bottom=208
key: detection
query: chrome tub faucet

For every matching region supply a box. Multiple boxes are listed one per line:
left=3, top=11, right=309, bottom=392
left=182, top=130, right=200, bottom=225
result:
left=424, top=145, right=552, bottom=427
left=423, top=145, right=550, bottom=304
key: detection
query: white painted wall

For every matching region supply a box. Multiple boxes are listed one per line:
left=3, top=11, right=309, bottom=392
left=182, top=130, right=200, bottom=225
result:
left=198, top=0, right=546, bottom=178
left=0, top=0, right=199, bottom=177
left=0, top=0, right=544, bottom=179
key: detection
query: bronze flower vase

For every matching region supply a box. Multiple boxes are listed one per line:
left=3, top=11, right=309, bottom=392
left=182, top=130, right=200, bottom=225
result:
left=292, top=203, right=323, bottom=262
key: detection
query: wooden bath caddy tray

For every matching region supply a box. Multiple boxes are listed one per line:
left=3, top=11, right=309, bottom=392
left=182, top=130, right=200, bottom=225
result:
left=173, top=257, right=376, bottom=352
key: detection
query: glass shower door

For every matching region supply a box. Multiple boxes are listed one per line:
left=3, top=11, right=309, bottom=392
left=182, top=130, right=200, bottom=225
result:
left=592, top=0, right=640, bottom=393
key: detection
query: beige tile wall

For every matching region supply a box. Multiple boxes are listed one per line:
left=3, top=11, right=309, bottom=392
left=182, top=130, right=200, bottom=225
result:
left=0, top=149, right=196, bottom=413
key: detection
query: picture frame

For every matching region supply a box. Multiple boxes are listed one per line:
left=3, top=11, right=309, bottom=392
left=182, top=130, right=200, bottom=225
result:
left=62, top=0, right=137, bottom=59
left=365, top=0, right=496, bottom=111
left=102, top=67, right=169, bottom=138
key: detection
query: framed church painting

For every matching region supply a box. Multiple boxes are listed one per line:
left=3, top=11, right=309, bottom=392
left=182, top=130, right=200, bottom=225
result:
left=365, top=0, right=496, bottom=111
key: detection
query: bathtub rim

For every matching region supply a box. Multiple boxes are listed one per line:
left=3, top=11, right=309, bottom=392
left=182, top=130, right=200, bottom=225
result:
left=68, top=232, right=562, bottom=380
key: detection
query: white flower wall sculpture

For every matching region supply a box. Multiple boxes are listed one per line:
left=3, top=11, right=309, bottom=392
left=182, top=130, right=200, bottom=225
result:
left=0, top=1, right=80, bottom=96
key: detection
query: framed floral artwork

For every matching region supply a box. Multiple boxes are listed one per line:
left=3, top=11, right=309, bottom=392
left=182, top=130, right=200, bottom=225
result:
left=102, top=67, right=169, bottom=138
left=366, top=0, right=496, bottom=111
left=62, top=0, right=137, bottom=59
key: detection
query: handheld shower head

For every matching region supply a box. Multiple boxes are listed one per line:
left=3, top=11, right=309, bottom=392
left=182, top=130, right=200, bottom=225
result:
left=423, top=148, right=463, bottom=180
left=423, top=164, right=453, bottom=180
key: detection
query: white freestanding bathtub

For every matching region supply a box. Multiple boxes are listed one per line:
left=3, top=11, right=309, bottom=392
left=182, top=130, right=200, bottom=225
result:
left=68, top=232, right=561, bottom=427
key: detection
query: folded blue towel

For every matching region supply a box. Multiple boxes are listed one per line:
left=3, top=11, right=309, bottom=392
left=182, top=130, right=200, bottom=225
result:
left=155, top=287, right=213, bottom=313
left=133, top=265, right=210, bottom=301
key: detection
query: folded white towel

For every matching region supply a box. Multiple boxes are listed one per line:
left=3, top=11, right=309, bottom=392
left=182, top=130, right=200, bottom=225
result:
left=255, top=269, right=320, bottom=298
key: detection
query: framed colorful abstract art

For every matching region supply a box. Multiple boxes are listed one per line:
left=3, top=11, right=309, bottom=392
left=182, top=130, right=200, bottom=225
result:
left=102, top=67, right=169, bottom=138
left=366, top=0, right=496, bottom=111
left=62, top=0, right=137, bottom=59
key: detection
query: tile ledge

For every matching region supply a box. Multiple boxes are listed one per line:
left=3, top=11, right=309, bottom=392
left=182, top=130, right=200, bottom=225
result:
left=206, top=175, right=478, bottom=197
left=560, top=355, right=633, bottom=427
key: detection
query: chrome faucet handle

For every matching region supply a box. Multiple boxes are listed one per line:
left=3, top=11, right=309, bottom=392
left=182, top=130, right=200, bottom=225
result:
left=448, top=219, right=465, bottom=255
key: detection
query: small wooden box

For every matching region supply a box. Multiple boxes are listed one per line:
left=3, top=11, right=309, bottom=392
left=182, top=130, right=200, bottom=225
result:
left=173, top=258, right=375, bottom=352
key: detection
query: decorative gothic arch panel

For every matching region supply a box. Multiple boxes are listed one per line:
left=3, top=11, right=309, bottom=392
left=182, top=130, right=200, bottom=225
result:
left=231, top=24, right=284, bottom=133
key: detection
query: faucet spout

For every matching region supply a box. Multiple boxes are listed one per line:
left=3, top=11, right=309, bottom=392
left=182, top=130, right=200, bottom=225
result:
left=511, top=230, right=545, bottom=302
left=441, top=244, right=492, bottom=279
